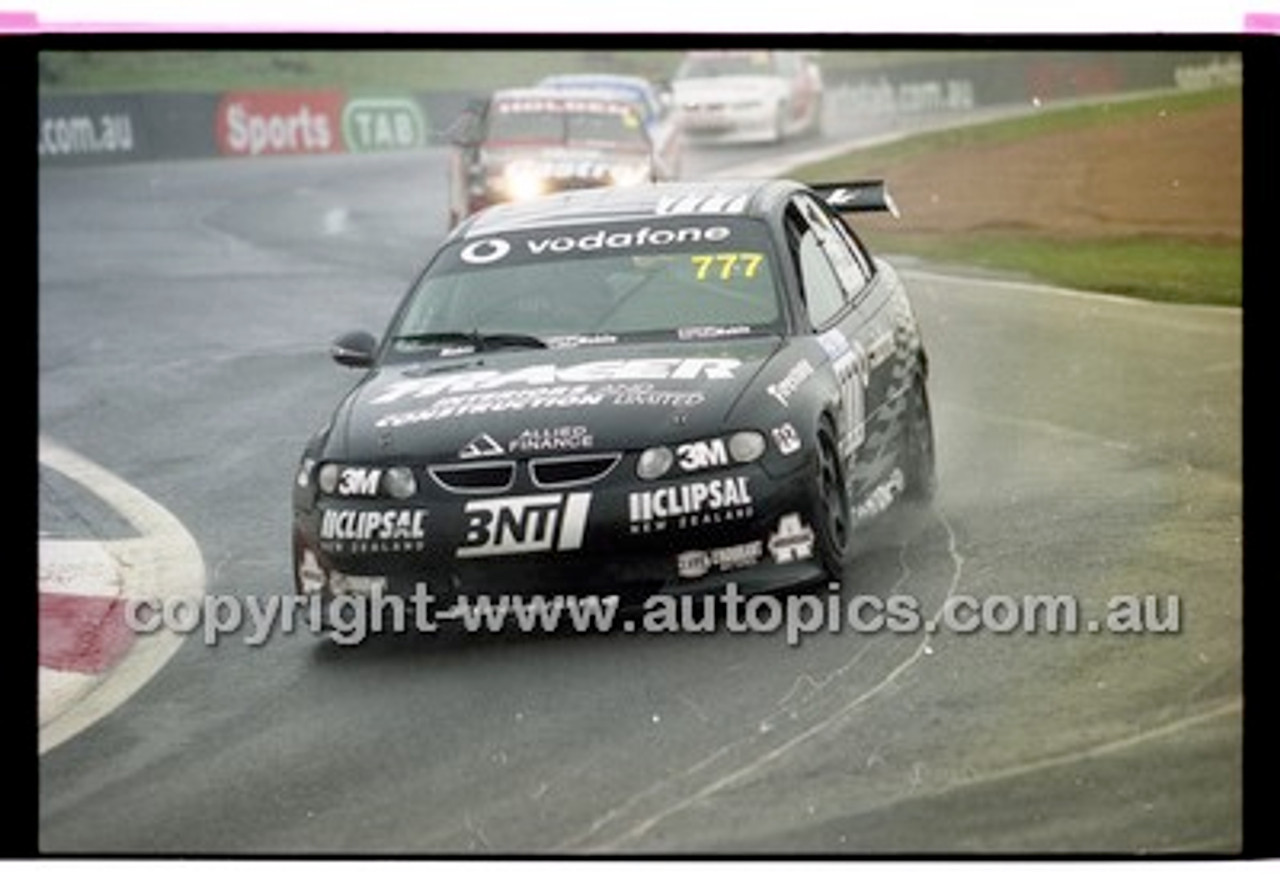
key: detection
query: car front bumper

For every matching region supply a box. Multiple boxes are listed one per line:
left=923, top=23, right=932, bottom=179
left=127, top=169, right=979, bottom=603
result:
left=678, top=102, right=778, bottom=143
left=292, top=458, right=829, bottom=605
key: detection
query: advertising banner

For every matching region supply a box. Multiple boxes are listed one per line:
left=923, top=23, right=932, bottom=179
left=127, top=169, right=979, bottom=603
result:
left=215, top=90, right=346, bottom=157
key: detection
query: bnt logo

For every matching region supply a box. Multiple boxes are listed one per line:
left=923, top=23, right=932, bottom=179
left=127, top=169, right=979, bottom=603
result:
left=457, top=493, right=592, bottom=558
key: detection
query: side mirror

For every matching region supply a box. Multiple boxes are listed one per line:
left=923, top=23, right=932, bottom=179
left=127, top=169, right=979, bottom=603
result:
left=444, top=106, right=483, bottom=148
left=330, top=330, right=378, bottom=368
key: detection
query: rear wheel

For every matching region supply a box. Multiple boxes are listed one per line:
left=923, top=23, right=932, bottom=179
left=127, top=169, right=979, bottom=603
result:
left=811, top=418, right=851, bottom=580
left=902, top=375, right=937, bottom=503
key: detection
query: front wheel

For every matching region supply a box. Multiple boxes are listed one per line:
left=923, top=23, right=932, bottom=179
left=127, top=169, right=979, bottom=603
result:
left=810, top=419, right=851, bottom=580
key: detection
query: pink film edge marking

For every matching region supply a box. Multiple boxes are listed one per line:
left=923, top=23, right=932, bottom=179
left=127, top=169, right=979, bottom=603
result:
left=0, top=10, right=407, bottom=32
left=1244, top=12, right=1280, bottom=32
left=0, top=11, right=37, bottom=31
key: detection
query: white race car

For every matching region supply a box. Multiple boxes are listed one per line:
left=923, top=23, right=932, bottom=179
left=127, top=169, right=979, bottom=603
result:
left=672, top=50, right=824, bottom=145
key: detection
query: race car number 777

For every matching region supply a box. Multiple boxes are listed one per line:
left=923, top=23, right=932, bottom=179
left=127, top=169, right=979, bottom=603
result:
left=690, top=252, right=764, bottom=280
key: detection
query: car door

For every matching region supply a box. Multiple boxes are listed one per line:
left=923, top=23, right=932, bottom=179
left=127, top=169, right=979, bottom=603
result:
left=785, top=192, right=898, bottom=496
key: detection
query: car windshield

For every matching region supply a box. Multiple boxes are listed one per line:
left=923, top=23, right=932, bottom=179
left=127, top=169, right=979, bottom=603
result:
left=487, top=101, right=648, bottom=147
left=676, top=52, right=776, bottom=79
left=541, top=81, right=658, bottom=122
left=386, top=217, right=783, bottom=358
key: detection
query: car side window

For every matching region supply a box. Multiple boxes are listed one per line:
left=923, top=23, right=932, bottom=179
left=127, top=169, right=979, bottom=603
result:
left=794, top=194, right=871, bottom=298
left=787, top=204, right=846, bottom=329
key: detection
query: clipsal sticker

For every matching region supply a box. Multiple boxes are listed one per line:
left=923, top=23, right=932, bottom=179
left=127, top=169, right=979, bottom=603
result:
left=768, top=513, right=814, bottom=564
left=321, top=508, right=426, bottom=541
left=319, top=509, right=429, bottom=554
left=628, top=476, right=752, bottom=533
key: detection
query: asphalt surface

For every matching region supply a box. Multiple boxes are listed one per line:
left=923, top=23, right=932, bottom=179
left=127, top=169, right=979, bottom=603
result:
left=37, top=112, right=1242, bottom=854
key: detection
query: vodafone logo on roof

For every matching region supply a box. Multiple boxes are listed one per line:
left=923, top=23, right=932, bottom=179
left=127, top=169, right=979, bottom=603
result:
left=216, top=91, right=346, bottom=157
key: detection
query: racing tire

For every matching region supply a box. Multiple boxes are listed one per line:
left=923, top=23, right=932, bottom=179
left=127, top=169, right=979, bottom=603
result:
left=901, top=375, right=937, bottom=504
left=811, top=417, right=851, bottom=580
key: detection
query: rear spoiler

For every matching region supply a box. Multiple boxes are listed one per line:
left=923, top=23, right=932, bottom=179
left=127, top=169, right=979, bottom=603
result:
left=811, top=180, right=899, bottom=218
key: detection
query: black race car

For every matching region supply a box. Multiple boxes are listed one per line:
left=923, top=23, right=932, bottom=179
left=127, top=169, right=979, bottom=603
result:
left=293, top=179, right=934, bottom=607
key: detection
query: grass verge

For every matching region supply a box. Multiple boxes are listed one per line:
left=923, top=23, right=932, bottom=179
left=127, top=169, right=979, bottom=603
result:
left=863, top=232, right=1240, bottom=307
left=790, top=87, right=1242, bottom=307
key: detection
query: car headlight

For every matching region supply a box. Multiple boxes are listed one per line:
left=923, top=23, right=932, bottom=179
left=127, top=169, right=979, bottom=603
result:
left=502, top=161, right=548, bottom=202
left=728, top=431, right=767, bottom=463
left=636, top=446, right=674, bottom=480
left=317, top=462, right=341, bottom=494
left=315, top=463, right=418, bottom=499
left=609, top=162, right=651, bottom=187
left=381, top=466, right=418, bottom=499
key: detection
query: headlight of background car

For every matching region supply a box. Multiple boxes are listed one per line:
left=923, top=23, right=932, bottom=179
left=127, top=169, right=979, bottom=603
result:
left=608, top=161, right=652, bottom=188
left=500, top=160, right=549, bottom=202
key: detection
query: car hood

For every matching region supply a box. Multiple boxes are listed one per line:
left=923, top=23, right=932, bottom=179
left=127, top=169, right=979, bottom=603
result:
left=481, top=144, right=649, bottom=167
left=328, top=338, right=784, bottom=462
left=673, top=76, right=785, bottom=101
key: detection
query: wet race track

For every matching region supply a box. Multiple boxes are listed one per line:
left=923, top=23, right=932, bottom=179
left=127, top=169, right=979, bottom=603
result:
left=38, top=107, right=1242, bottom=854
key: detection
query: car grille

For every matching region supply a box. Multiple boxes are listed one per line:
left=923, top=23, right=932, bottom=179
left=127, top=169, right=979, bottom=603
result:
left=426, top=454, right=623, bottom=494
left=427, top=461, right=516, bottom=494
left=546, top=175, right=610, bottom=190
left=528, top=453, right=622, bottom=489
